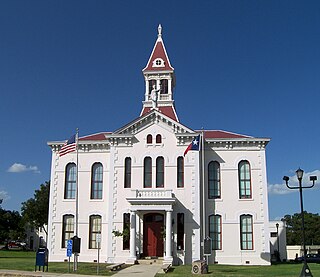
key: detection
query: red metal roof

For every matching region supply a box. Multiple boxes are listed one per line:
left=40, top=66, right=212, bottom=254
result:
left=141, top=106, right=178, bottom=122
left=143, top=40, right=174, bottom=72
left=200, top=130, right=252, bottom=139
left=79, top=132, right=110, bottom=141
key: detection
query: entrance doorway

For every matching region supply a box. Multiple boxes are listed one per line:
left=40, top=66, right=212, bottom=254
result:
left=143, top=213, right=164, bottom=257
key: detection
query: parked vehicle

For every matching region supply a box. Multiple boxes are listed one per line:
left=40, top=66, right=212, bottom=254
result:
left=295, top=254, right=320, bottom=263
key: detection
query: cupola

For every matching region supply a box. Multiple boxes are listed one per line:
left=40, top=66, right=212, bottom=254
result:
left=140, top=25, right=178, bottom=121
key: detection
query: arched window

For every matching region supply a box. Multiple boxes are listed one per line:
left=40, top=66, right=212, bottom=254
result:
left=156, top=156, right=164, bottom=188
left=147, top=134, right=152, bottom=144
left=89, top=215, right=102, bottom=249
left=238, top=160, right=252, bottom=199
left=209, top=214, right=222, bottom=250
left=208, top=161, right=220, bottom=199
left=156, top=134, right=162, bottom=144
left=64, top=163, right=76, bottom=199
left=177, top=156, right=184, bottom=188
left=124, top=157, right=131, bottom=188
left=148, top=80, right=156, bottom=96
left=160, top=79, right=168, bottom=94
left=62, top=214, right=74, bottom=248
left=91, top=163, right=103, bottom=199
left=144, top=157, right=152, bottom=188
left=240, top=214, right=253, bottom=250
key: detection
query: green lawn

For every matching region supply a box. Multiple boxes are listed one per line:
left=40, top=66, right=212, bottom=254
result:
left=1, top=250, right=320, bottom=276
left=155, top=263, right=320, bottom=277
left=0, top=250, right=116, bottom=276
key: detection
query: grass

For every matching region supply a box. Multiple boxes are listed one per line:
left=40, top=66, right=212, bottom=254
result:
left=1, top=250, right=320, bottom=276
left=155, top=263, right=320, bottom=277
left=0, top=250, right=116, bottom=276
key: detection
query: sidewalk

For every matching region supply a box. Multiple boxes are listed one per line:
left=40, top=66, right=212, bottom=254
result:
left=112, top=263, right=162, bottom=277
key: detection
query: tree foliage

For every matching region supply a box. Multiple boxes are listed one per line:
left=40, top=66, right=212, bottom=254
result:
left=21, top=181, right=50, bottom=234
left=0, top=208, right=25, bottom=242
left=284, top=212, right=320, bottom=245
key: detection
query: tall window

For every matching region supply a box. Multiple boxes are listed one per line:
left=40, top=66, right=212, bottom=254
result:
left=123, top=213, right=130, bottom=250
left=148, top=79, right=156, bottom=96
left=160, top=79, right=168, bottom=94
left=62, top=215, right=74, bottom=248
left=208, top=161, right=221, bottom=199
left=239, top=160, right=252, bottom=199
left=177, top=213, right=184, bottom=250
left=91, top=163, right=103, bottom=199
left=89, top=215, right=102, bottom=249
left=64, top=163, right=76, bottom=199
left=156, top=157, right=164, bottom=188
left=124, top=157, right=131, bottom=188
left=147, top=134, right=152, bottom=144
left=209, top=214, right=222, bottom=250
left=156, top=134, right=162, bottom=144
left=177, top=156, right=184, bottom=188
left=240, top=214, right=253, bottom=250
left=144, top=157, right=152, bottom=188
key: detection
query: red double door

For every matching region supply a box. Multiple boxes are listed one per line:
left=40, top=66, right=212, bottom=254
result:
left=143, top=213, right=164, bottom=257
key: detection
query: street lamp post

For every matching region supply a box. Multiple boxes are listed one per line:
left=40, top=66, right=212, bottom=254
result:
left=283, top=168, right=317, bottom=277
left=276, top=223, right=280, bottom=261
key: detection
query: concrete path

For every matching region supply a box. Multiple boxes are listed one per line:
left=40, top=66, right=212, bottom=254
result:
left=112, top=263, right=163, bottom=277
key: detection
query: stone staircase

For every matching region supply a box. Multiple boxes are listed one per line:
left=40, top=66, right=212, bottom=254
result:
left=137, top=257, right=164, bottom=265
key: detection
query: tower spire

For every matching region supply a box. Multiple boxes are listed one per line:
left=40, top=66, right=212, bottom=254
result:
left=140, top=25, right=178, bottom=122
left=158, top=24, right=162, bottom=38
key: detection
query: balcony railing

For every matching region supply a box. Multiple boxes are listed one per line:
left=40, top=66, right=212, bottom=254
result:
left=135, top=189, right=173, bottom=199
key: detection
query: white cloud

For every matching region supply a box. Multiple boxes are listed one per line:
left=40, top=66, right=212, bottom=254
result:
left=268, top=169, right=320, bottom=195
left=7, top=163, right=40, bottom=174
left=0, top=190, right=10, bottom=202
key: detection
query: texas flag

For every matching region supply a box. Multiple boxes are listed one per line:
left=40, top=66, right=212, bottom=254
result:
left=184, top=135, right=201, bottom=156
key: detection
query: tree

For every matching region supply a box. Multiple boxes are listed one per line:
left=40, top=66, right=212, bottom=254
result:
left=0, top=208, right=24, bottom=243
left=21, top=181, right=50, bottom=236
left=284, top=212, right=320, bottom=245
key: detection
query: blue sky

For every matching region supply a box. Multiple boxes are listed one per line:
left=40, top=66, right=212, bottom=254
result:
left=0, top=0, right=319, bottom=220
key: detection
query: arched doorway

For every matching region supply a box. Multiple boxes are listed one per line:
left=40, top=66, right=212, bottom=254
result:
left=143, top=213, right=164, bottom=257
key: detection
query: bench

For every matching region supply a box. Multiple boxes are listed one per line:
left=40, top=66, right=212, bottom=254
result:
left=162, top=263, right=171, bottom=273
left=106, top=262, right=125, bottom=271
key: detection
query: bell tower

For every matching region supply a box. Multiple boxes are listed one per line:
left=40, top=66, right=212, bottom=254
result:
left=140, top=25, right=178, bottom=121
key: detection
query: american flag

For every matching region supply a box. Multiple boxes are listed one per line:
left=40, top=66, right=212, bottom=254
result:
left=59, top=134, right=77, bottom=157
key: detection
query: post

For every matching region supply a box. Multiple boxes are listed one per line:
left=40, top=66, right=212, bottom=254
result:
left=298, top=178, right=308, bottom=272
left=97, top=233, right=101, bottom=275
left=276, top=223, right=280, bottom=261
left=283, top=169, right=317, bottom=277
left=129, top=210, right=136, bottom=263
left=74, top=128, right=79, bottom=271
left=201, top=131, right=206, bottom=259
left=165, top=210, right=173, bottom=263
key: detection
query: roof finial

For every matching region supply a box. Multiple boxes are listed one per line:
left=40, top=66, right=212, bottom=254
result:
left=158, top=24, right=162, bottom=38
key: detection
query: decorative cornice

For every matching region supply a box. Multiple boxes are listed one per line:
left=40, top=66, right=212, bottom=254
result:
left=206, top=138, right=270, bottom=149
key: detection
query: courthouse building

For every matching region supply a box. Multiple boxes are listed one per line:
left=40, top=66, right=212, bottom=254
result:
left=47, top=25, right=271, bottom=266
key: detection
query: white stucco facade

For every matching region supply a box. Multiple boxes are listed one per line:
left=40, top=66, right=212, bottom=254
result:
left=47, top=26, right=271, bottom=266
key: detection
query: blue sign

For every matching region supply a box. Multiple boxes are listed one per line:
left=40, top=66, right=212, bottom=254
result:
left=67, top=239, right=73, bottom=257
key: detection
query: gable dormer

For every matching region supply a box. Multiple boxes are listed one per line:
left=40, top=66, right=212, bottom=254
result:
left=141, top=25, right=178, bottom=121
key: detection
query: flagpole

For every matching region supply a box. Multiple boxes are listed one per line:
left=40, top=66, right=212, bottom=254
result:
left=74, top=128, right=79, bottom=271
left=201, top=129, right=206, bottom=259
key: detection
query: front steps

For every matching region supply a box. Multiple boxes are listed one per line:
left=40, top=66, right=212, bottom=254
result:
left=137, top=257, right=164, bottom=265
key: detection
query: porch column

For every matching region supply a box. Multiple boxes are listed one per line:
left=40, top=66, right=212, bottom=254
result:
left=165, top=210, right=173, bottom=264
left=128, top=210, right=137, bottom=264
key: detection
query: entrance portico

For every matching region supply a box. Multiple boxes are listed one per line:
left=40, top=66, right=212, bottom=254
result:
left=126, top=189, right=176, bottom=264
